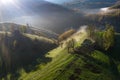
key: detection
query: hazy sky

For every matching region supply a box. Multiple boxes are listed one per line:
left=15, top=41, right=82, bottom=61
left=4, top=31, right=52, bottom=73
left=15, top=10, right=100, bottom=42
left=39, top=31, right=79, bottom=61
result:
left=45, top=0, right=71, bottom=4
left=0, top=0, right=116, bottom=27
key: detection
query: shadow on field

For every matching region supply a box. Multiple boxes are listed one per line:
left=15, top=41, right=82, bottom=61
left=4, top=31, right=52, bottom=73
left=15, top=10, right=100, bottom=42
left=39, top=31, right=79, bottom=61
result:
left=73, top=35, right=120, bottom=80
left=0, top=30, right=57, bottom=80
left=105, top=34, right=120, bottom=80
left=108, top=35, right=120, bottom=61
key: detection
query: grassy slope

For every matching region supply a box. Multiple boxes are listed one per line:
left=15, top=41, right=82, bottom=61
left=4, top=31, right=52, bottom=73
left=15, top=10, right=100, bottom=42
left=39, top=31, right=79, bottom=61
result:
left=0, top=31, right=55, bottom=44
left=24, top=33, right=55, bottom=43
left=0, top=32, right=58, bottom=80
left=19, top=32, right=120, bottom=80
left=18, top=31, right=87, bottom=80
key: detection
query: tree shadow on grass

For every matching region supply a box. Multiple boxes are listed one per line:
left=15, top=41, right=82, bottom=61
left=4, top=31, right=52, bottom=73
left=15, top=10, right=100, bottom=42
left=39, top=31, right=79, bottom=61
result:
left=108, top=35, right=120, bottom=61
left=108, top=56, right=120, bottom=80
left=74, top=46, right=120, bottom=80
left=105, top=34, right=120, bottom=80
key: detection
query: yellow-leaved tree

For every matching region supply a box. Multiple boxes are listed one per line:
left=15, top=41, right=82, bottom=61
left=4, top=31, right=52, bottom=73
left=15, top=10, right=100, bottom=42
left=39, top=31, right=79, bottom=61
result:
left=103, top=24, right=115, bottom=50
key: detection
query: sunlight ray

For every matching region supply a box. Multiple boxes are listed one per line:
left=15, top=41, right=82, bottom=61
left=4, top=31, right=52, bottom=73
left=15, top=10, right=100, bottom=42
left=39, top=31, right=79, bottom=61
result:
left=0, top=0, right=29, bottom=24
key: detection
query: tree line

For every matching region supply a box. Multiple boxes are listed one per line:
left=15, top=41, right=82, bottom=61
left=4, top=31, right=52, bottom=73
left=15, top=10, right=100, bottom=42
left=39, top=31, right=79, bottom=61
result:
left=86, top=24, right=115, bottom=51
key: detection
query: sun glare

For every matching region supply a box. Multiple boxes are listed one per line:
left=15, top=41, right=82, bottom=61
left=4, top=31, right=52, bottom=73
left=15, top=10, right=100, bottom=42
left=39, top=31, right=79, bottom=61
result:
left=1, top=0, right=14, bottom=5
left=100, top=7, right=109, bottom=12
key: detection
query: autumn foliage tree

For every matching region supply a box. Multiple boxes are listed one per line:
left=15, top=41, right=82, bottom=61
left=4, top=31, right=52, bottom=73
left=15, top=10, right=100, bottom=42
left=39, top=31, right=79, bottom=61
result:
left=58, top=29, right=76, bottom=42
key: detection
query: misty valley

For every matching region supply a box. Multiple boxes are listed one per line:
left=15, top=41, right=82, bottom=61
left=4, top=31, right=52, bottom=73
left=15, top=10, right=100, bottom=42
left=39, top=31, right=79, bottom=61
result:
left=0, top=0, right=120, bottom=80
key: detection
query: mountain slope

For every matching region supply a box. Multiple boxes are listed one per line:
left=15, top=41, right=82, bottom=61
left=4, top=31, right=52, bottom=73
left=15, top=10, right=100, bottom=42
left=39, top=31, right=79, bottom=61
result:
left=18, top=29, right=120, bottom=80
left=0, top=23, right=58, bottom=39
left=85, top=3, right=120, bottom=33
left=19, top=28, right=88, bottom=80
left=63, top=0, right=118, bottom=9
left=1, top=0, right=89, bottom=34
left=110, top=3, right=120, bottom=9
left=0, top=30, right=57, bottom=79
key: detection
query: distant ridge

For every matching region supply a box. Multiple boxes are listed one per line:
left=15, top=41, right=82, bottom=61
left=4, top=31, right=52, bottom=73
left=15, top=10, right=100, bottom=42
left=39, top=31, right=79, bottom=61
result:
left=0, top=23, right=58, bottom=39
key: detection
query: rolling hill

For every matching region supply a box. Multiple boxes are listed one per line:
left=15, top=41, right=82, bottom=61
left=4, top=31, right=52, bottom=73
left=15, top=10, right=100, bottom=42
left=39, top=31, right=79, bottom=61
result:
left=17, top=27, right=120, bottom=80
left=0, top=19, right=120, bottom=80
left=110, top=3, right=120, bottom=9
left=0, top=0, right=120, bottom=80
left=1, top=0, right=90, bottom=34
left=63, top=0, right=119, bottom=9
left=0, top=29, right=57, bottom=79
left=1, top=0, right=119, bottom=34
left=85, top=3, right=120, bottom=33
left=0, top=23, right=58, bottom=39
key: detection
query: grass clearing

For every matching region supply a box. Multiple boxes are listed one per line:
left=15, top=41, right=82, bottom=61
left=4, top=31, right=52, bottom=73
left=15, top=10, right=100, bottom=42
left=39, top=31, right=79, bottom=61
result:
left=91, top=50, right=110, bottom=64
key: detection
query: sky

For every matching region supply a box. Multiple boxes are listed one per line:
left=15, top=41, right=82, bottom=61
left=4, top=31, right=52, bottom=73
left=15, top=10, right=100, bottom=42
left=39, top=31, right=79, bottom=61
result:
left=45, top=0, right=71, bottom=4
left=0, top=0, right=74, bottom=27
left=0, top=0, right=116, bottom=27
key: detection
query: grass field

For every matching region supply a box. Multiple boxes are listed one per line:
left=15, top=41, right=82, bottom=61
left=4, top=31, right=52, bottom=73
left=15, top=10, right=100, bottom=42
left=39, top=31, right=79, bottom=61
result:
left=24, top=33, right=55, bottom=43
left=18, top=30, right=87, bottom=80
left=17, top=32, right=120, bottom=80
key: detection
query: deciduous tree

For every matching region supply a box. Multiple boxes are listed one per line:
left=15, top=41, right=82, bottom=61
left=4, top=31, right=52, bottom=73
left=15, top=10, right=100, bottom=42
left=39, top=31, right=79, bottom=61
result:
left=103, top=24, right=115, bottom=50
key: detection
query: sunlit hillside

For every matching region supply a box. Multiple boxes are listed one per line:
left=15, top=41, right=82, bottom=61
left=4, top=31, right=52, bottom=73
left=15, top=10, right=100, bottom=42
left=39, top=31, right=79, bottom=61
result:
left=0, top=0, right=120, bottom=80
left=18, top=26, right=120, bottom=80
